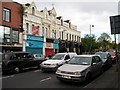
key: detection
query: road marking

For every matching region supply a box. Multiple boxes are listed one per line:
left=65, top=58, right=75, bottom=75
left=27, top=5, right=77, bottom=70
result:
left=40, top=77, right=51, bottom=82
left=34, top=69, right=42, bottom=72
left=0, top=75, right=15, bottom=80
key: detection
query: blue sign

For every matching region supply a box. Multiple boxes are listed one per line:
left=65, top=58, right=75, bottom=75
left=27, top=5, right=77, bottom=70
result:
left=27, top=35, right=44, bottom=42
left=53, top=43, right=59, bottom=49
left=26, top=40, right=43, bottom=48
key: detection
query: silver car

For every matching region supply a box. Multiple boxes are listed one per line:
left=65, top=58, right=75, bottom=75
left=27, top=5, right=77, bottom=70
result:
left=56, top=55, right=103, bottom=82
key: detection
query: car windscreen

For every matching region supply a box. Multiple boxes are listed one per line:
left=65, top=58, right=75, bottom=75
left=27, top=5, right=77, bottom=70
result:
left=68, top=57, right=91, bottom=65
left=52, top=54, right=65, bottom=60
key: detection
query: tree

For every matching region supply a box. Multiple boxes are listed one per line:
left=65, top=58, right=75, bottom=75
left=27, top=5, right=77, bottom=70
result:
left=97, top=33, right=112, bottom=51
left=81, top=34, right=99, bottom=54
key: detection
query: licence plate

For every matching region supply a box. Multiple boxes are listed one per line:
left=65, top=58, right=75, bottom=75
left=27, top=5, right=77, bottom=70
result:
left=62, top=75, right=71, bottom=79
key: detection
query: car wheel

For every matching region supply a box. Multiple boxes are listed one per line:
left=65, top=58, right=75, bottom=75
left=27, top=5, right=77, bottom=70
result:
left=14, top=67, right=20, bottom=74
left=85, top=72, right=91, bottom=83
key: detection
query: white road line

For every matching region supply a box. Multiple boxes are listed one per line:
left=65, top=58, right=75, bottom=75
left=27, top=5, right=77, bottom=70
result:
left=40, top=77, right=51, bottom=82
left=34, top=69, right=42, bottom=72
left=0, top=75, right=14, bottom=80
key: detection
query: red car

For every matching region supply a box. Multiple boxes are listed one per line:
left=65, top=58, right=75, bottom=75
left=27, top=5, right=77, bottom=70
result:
left=109, top=52, right=116, bottom=64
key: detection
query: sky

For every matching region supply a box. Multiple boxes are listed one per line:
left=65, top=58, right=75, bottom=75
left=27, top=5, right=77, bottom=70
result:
left=12, top=0, right=120, bottom=42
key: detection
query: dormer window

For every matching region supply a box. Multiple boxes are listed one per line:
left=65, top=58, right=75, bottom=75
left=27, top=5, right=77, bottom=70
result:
left=32, top=7, right=35, bottom=15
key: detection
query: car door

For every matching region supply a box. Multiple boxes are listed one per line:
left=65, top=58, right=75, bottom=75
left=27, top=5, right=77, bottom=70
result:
left=94, top=56, right=103, bottom=74
left=91, top=57, right=98, bottom=77
left=19, top=53, right=31, bottom=69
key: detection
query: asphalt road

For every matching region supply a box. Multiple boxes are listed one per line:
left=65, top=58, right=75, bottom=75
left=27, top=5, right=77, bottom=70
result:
left=1, top=69, right=87, bottom=88
left=1, top=65, right=117, bottom=89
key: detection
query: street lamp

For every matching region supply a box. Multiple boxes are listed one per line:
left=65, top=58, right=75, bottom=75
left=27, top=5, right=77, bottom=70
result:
left=89, top=24, right=94, bottom=54
left=89, top=24, right=94, bottom=36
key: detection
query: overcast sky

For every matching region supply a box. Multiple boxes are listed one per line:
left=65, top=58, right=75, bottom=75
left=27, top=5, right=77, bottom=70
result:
left=13, top=0, right=120, bottom=41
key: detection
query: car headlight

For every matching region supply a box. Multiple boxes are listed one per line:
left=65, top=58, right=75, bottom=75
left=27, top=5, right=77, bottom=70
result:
left=74, top=72, right=81, bottom=75
left=56, top=69, right=61, bottom=73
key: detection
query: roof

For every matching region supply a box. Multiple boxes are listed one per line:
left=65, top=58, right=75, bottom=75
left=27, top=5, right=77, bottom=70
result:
left=75, top=55, right=98, bottom=57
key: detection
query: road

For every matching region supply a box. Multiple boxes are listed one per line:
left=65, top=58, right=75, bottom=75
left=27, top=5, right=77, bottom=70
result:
left=1, top=69, right=87, bottom=88
left=1, top=65, right=118, bottom=89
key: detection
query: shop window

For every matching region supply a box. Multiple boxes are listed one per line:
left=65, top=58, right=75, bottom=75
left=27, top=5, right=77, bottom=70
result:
left=3, top=8, right=10, bottom=22
left=12, top=29, right=19, bottom=43
left=0, top=26, right=4, bottom=42
left=4, top=27, right=11, bottom=43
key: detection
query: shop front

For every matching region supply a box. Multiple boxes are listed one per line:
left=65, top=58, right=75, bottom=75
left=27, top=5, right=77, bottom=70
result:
left=26, top=35, right=44, bottom=54
left=45, top=42, right=54, bottom=57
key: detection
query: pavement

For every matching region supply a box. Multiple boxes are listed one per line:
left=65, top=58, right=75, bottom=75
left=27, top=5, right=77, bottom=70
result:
left=84, top=63, right=120, bottom=89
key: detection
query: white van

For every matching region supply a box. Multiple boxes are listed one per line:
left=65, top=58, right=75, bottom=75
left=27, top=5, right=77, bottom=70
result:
left=40, top=52, right=77, bottom=72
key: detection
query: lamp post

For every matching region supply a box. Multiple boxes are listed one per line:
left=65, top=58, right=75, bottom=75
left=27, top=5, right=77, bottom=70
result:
left=89, top=24, right=94, bottom=36
left=89, top=24, right=94, bottom=53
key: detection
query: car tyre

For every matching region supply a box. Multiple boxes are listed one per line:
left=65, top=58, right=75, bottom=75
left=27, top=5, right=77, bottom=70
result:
left=85, top=72, right=91, bottom=83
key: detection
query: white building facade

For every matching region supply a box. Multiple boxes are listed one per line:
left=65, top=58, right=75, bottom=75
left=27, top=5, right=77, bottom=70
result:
left=22, top=2, right=81, bottom=56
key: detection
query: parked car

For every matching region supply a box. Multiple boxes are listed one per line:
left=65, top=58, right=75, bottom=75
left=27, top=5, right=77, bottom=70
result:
left=56, top=55, right=104, bottom=82
left=95, top=51, right=112, bottom=71
left=108, top=51, right=116, bottom=64
left=1, top=52, right=45, bottom=74
left=40, top=52, right=77, bottom=72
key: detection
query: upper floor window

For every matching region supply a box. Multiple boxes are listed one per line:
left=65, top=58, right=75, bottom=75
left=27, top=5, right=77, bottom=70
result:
left=42, top=27, right=44, bottom=36
left=3, top=8, right=10, bottom=22
left=32, top=7, right=35, bottom=15
left=26, top=23, right=29, bottom=34
left=67, top=33, right=68, bottom=40
left=72, top=35, right=74, bottom=41
left=69, top=34, right=71, bottom=41
left=75, top=35, right=76, bottom=41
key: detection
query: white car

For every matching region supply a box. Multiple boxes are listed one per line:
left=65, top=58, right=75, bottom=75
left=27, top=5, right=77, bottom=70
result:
left=40, top=52, right=77, bottom=72
left=56, top=55, right=103, bottom=82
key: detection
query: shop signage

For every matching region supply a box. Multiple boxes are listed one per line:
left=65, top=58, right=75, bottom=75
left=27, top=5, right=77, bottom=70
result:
left=26, top=40, right=43, bottom=48
left=53, top=43, right=59, bottom=49
left=27, top=35, right=44, bottom=42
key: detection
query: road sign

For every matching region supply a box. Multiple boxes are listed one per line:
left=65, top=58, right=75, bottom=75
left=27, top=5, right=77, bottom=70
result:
left=110, top=15, right=120, bottom=34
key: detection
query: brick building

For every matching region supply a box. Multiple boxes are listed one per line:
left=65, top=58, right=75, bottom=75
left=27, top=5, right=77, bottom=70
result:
left=0, top=1, right=23, bottom=52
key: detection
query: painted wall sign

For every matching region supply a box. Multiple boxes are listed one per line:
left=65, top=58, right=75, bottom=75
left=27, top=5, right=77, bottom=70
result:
left=32, top=26, right=39, bottom=35
left=27, top=35, right=44, bottom=42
